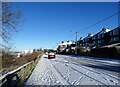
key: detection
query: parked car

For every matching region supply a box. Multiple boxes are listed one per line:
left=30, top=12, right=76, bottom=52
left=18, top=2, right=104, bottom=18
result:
left=48, top=52, right=56, bottom=59
left=45, top=52, right=48, bottom=55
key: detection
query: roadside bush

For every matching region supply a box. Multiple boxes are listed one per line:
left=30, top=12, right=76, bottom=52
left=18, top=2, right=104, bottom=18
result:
left=1, top=51, right=43, bottom=75
left=2, top=52, right=16, bottom=68
left=90, top=46, right=120, bottom=59
left=77, top=46, right=89, bottom=54
left=15, top=52, right=42, bottom=66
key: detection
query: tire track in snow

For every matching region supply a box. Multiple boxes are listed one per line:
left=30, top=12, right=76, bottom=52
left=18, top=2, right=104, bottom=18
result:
left=52, top=56, right=119, bottom=86
left=49, top=59, right=71, bottom=85
left=59, top=55, right=120, bottom=81
left=60, top=55, right=120, bottom=78
left=25, top=55, right=120, bottom=86
left=52, top=59, right=106, bottom=85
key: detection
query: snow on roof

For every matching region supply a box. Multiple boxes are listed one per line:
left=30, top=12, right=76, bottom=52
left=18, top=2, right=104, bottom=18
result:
left=99, top=28, right=110, bottom=34
left=84, top=33, right=94, bottom=39
left=58, top=43, right=67, bottom=46
left=58, top=41, right=73, bottom=46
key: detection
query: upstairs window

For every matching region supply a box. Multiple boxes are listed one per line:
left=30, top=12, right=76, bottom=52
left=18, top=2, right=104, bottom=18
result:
left=110, top=37, right=119, bottom=42
left=113, top=29, right=119, bottom=35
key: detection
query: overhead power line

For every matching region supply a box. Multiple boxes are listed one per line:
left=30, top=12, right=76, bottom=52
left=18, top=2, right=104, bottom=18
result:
left=63, top=11, right=120, bottom=43
left=77, top=11, right=120, bottom=34
left=66, top=11, right=120, bottom=41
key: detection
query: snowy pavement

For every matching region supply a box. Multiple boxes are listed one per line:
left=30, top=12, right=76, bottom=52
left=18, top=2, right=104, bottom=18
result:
left=25, top=55, right=120, bottom=86
left=60, top=55, right=120, bottom=77
left=62, top=54, right=120, bottom=65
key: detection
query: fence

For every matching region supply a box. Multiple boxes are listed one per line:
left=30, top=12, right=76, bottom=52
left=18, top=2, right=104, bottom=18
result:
left=0, top=55, right=42, bottom=87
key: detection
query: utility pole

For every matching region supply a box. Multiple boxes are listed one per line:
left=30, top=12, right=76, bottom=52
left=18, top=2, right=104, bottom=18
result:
left=75, top=32, right=78, bottom=56
left=70, top=30, right=78, bottom=56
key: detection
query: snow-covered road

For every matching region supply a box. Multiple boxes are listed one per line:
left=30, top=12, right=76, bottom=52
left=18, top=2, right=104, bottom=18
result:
left=25, top=55, right=120, bottom=86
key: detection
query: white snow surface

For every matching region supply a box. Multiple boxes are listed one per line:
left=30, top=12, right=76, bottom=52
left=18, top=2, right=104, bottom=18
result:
left=25, top=55, right=120, bottom=86
left=61, top=54, right=120, bottom=64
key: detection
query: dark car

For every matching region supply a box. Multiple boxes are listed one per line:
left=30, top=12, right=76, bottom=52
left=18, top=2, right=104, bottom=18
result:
left=48, top=52, right=56, bottom=59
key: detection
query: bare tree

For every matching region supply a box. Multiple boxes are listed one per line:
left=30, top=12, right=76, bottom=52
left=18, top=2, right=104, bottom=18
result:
left=0, top=2, right=23, bottom=70
left=1, top=2, right=22, bottom=44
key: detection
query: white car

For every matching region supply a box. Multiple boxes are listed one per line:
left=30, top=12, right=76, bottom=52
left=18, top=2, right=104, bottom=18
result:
left=45, top=52, right=48, bottom=55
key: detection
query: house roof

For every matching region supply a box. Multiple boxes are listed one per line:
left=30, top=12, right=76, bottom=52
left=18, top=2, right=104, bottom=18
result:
left=84, top=33, right=94, bottom=40
left=58, top=41, right=74, bottom=46
left=91, top=28, right=110, bottom=37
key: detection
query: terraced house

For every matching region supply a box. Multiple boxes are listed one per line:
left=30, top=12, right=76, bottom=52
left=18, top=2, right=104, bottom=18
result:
left=109, top=27, right=120, bottom=44
left=57, top=26, right=120, bottom=54
left=78, top=26, right=120, bottom=47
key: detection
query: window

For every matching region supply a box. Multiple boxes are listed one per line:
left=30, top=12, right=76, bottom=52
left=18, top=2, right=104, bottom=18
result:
left=110, top=32, right=112, bottom=36
left=110, top=38, right=114, bottom=42
left=114, top=37, right=119, bottom=41
left=110, top=37, right=119, bottom=42
left=93, top=41, right=97, bottom=45
left=101, top=33, right=104, bottom=38
left=98, top=34, right=101, bottom=39
left=113, top=29, right=119, bottom=35
left=98, top=40, right=102, bottom=44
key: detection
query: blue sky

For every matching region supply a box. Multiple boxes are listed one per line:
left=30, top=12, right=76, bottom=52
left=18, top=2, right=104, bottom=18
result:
left=13, top=2, right=118, bottom=51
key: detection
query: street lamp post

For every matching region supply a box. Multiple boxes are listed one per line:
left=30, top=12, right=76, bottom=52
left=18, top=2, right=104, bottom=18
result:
left=75, top=32, right=78, bottom=56
left=70, top=31, right=78, bottom=56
